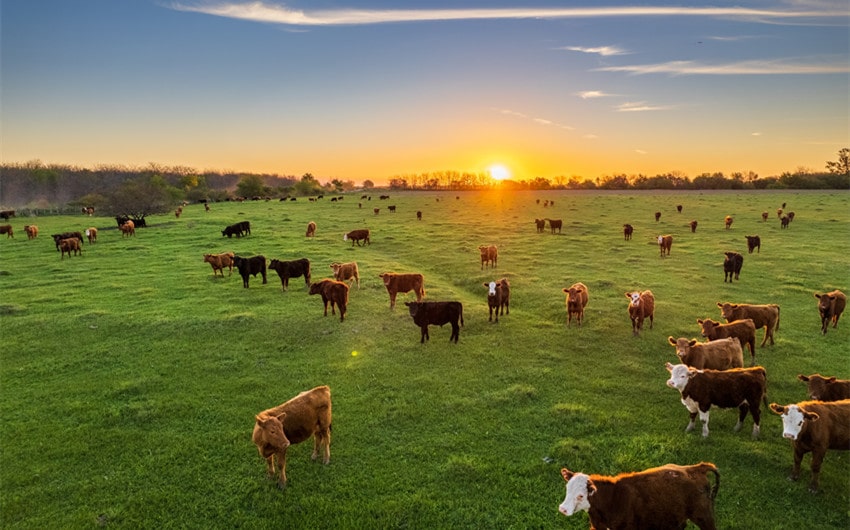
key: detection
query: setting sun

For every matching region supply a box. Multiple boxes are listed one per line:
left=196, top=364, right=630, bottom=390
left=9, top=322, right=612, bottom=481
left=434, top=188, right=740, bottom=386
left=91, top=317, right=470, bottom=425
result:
left=488, top=164, right=511, bottom=181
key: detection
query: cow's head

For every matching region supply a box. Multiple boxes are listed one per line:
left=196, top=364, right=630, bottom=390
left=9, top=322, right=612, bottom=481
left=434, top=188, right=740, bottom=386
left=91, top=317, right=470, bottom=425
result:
left=716, top=302, right=736, bottom=320
left=769, top=403, right=819, bottom=441
left=404, top=301, right=421, bottom=317
left=330, top=263, right=341, bottom=274
left=797, top=374, right=833, bottom=401
left=697, top=318, right=717, bottom=336
left=666, top=362, right=695, bottom=391
left=308, top=282, right=323, bottom=295
left=559, top=468, right=594, bottom=516
left=485, top=281, right=497, bottom=296
left=668, top=337, right=697, bottom=360
left=625, top=292, right=641, bottom=307
left=814, top=293, right=835, bottom=316
left=255, top=412, right=290, bottom=450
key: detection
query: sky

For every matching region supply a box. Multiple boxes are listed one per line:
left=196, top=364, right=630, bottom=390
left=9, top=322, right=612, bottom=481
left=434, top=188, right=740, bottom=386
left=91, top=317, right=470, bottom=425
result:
left=1, top=1, right=848, bottom=184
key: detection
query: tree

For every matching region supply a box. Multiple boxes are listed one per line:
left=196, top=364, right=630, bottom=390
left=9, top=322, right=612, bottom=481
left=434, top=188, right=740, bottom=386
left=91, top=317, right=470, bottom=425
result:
left=362, top=179, right=374, bottom=189
left=826, top=148, right=850, bottom=177
left=105, top=175, right=181, bottom=223
left=236, top=174, right=265, bottom=197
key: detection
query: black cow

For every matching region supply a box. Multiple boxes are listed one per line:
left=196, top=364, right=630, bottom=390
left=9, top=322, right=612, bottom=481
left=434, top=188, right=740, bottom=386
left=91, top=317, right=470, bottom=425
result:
left=52, top=232, right=85, bottom=250
left=745, top=235, right=761, bottom=254
left=233, top=255, right=267, bottom=288
left=115, top=216, right=146, bottom=228
left=404, top=301, right=464, bottom=344
left=723, top=252, right=744, bottom=283
left=222, top=221, right=251, bottom=238
left=268, top=258, right=311, bottom=291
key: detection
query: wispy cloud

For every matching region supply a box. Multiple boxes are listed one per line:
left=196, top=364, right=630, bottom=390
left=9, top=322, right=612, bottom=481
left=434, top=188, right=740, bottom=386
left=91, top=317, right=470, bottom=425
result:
left=597, top=59, right=850, bottom=75
left=616, top=101, right=672, bottom=112
left=561, top=45, right=629, bottom=56
left=577, top=90, right=617, bottom=99
left=167, top=3, right=847, bottom=26
left=635, top=149, right=648, bottom=155
left=751, top=132, right=763, bottom=136
left=493, top=108, right=573, bottom=131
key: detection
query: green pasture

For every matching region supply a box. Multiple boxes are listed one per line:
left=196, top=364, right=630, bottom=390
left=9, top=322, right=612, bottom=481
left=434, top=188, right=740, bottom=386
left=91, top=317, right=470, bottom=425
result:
left=1, top=189, right=848, bottom=529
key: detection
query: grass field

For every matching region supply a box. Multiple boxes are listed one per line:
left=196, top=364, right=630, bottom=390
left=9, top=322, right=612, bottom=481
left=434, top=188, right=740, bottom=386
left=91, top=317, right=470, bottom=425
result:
left=1, top=189, right=849, bottom=529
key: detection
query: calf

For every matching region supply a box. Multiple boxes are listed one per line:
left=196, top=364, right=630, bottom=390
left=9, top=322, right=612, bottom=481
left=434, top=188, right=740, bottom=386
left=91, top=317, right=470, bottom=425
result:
left=378, top=272, right=425, bottom=309
left=24, top=225, right=38, bottom=239
left=305, top=221, right=316, bottom=237
left=330, top=262, right=360, bottom=288
left=203, top=252, right=235, bottom=277
left=343, top=229, right=370, bottom=246
left=0, top=225, right=13, bottom=238
left=769, top=399, right=850, bottom=492
left=666, top=362, right=767, bottom=439
left=233, top=255, right=267, bottom=288
left=723, top=251, right=743, bottom=282
left=416, top=211, right=422, bottom=221
left=717, top=302, right=780, bottom=347
left=625, top=290, right=654, bottom=336
left=222, top=221, right=250, bottom=238
left=478, top=245, right=498, bottom=269
left=745, top=235, right=760, bottom=254
left=120, top=220, right=135, bottom=237
left=657, top=235, right=672, bottom=257
left=546, top=218, right=562, bottom=234
left=798, top=374, right=850, bottom=402
left=724, top=216, right=733, bottom=229
left=252, top=385, right=332, bottom=489
left=622, top=224, right=633, bottom=240
left=677, top=204, right=683, bottom=213
left=564, top=282, right=588, bottom=327
left=85, top=227, right=97, bottom=244
left=483, top=278, right=510, bottom=322
left=388, top=205, right=396, bottom=213
left=269, top=258, right=311, bottom=291
left=558, top=463, right=719, bottom=530
left=698, top=318, right=757, bottom=364
left=690, top=220, right=698, bottom=233
left=309, top=279, right=349, bottom=321
left=762, top=211, right=769, bottom=222
left=536, top=219, right=546, bottom=233
left=405, top=301, right=464, bottom=343
left=52, top=232, right=84, bottom=250
left=59, top=237, right=81, bottom=259
left=814, top=290, right=846, bottom=334
left=668, top=336, right=744, bottom=370
left=781, top=215, right=789, bottom=229
left=0, top=209, right=15, bottom=220
left=655, top=211, right=661, bottom=222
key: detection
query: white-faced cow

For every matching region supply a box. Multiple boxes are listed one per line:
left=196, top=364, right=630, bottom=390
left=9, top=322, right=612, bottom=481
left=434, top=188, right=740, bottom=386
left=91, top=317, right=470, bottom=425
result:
left=625, top=290, right=654, bottom=336
left=483, top=279, right=510, bottom=322
left=657, top=235, right=672, bottom=257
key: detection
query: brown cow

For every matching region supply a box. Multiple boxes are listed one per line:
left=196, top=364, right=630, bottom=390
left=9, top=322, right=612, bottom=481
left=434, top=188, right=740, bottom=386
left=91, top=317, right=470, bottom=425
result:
left=724, top=216, right=733, bottom=229
left=814, top=290, right=846, bottom=334
left=175, top=207, right=182, bottom=218
left=416, top=210, right=422, bottom=221
left=717, top=302, right=780, bottom=347
left=343, top=229, right=370, bottom=246
left=559, top=463, right=719, bottom=530
left=373, top=208, right=380, bottom=215
left=564, top=282, right=588, bottom=327
left=625, top=290, right=654, bottom=336
left=667, top=336, right=744, bottom=370
left=781, top=215, right=789, bottom=229
left=378, top=272, right=425, bottom=309
left=622, top=224, right=633, bottom=240
left=309, top=279, right=349, bottom=321
left=698, top=318, right=757, bottom=364
left=24, top=225, right=38, bottom=239
left=478, top=245, right=498, bottom=270
left=305, top=221, right=317, bottom=237
left=203, top=252, right=235, bottom=277
left=536, top=219, right=546, bottom=234
left=657, top=235, right=672, bottom=257
left=666, top=362, right=767, bottom=439
left=761, top=211, right=769, bottom=222
left=0, top=225, right=13, bottom=238
left=654, top=211, right=661, bottom=222
left=798, top=374, right=850, bottom=402
left=677, top=204, right=683, bottom=213
left=690, top=220, right=698, bottom=233
left=120, top=220, right=135, bottom=237
left=483, top=278, right=510, bottom=322
left=85, top=227, right=97, bottom=244
left=59, top=237, right=81, bottom=259
left=252, top=385, right=332, bottom=489
left=330, top=262, right=360, bottom=288
left=745, top=235, right=760, bottom=254
left=769, top=399, right=850, bottom=492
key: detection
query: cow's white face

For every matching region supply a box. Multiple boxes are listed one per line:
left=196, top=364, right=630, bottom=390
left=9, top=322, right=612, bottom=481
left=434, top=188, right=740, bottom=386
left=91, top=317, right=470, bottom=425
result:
left=487, top=281, right=497, bottom=296
left=343, top=234, right=349, bottom=241
left=666, top=363, right=692, bottom=391
left=778, top=405, right=807, bottom=440
left=559, top=473, right=592, bottom=516
left=657, top=236, right=663, bottom=244
left=629, top=292, right=641, bottom=307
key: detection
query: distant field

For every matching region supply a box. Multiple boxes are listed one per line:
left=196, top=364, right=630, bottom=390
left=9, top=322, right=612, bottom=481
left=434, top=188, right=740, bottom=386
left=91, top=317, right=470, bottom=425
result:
left=1, top=189, right=848, bottom=529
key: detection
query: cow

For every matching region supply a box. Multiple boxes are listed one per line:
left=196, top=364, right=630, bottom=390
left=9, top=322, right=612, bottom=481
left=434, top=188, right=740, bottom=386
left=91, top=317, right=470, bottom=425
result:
left=82, top=206, right=95, bottom=216
left=483, top=278, right=510, bottom=322
left=781, top=215, right=789, bottom=229
left=52, top=232, right=84, bottom=250
left=378, top=272, right=425, bottom=309
left=222, top=221, right=250, bottom=238
left=814, top=290, right=846, bottom=334
left=343, top=229, right=370, bottom=246
left=204, top=202, right=210, bottom=211
left=717, top=302, right=780, bottom=347
left=564, top=282, right=588, bottom=327
left=373, top=208, right=380, bottom=215
left=478, top=245, right=498, bottom=270
left=724, top=216, right=733, bottom=229
left=536, top=219, right=546, bottom=234
left=798, top=374, right=850, bottom=402
left=233, top=255, right=267, bottom=288
left=769, top=399, right=850, bottom=493
left=85, top=227, right=97, bottom=244
left=115, top=216, right=145, bottom=228
left=777, top=208, right=783, bottom=218
left=269, top=258, right=311, bottom=291
left=252, top=385, right=332, bottom=490
left=0, top=210, right=15, bottom=220
left=305, top=221, right=317, bottom=237
left=203, top=252, right=235, bottom=277
left=622, top=224, right=633, bottom=240
left=558, top=463, right=719, bottom=530
left=0, top=225, right=13, bottom=238
left=657, top=235, right=672, bottom=257
left=745, top=235, right=760, bottom=254
left=59, top=237, right=81, bottom=259
left=625, top=290, right=654, bottom=336
left=690, top=220, right=698, bottom=233
left=404, top=301, right=464, bottom=343
left=24, top=225, right=38, bottom=240
left=762, top=211, right=769, bottom=222
left=655, top=211, right=661, bottom=222
left=546, top=218, right=563, bottom=234
left=120, top=220, right=135, bottom=237
left=308, top=279, right=349, bottom=321
left=677, top=204, right=683, bottom=213
left=175, top=207, right=182, bottom=218
left=723, top=252, right=743, bottom=282
left=330, top=262, right=360, bottom=289
left=665, top=362, right=767, bottom=439
left=698, top=318, right=757, bottom=364
left=388, top=205, right=396, bottom=213
left=787, top=211, right=795, bottom=222
left=667, top=336, right=744, bottom=370
left=416, top=211, right=422, bottom=221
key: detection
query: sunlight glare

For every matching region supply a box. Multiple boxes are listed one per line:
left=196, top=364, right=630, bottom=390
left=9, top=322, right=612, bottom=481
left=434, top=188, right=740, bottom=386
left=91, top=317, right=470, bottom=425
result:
left=489, top=164, right=511, bottom=181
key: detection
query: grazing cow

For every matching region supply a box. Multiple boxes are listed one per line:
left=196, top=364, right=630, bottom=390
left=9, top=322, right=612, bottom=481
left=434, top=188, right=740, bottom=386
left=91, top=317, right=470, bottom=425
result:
left=723, top=251, right=743, bottom=282
left=698, top=318, right=757, bottom=364
left=388, top=205, right=396, bottom=213
left=536, top=219, right=546, bottom=234
left=745, top=235, right=760, bottom=254
left=85, top=227, right=97, bottom=244
left=343, top=229, right=370, bottom=246
left=625, top=290, right=655, bottom=336
left=483, top=278, right=510, bottom=322
left=405, top=301, right=464, bottom=343
left=416, top=210, right=422, bottom=221
left=0, top=209, right=15, bottom=220
left=478, top=245, right=498, bottom=270
left=546, top=218, right=563, bottom=234
left=373, top=208, right=380, bottom=215
left=203, top=252, right=235, bottom=277
left=769, top=399, right=850, bottom=493
left=622, top=224, right=633, bottom=240
left=252, top=385, right=332, bottom=489
left=657, top=235, right=672, bottom=257
left=24, top=225, right=38, bottom=240
left=781, top=215, right=789, bottom=229
left=690, top=220, right=698, bottom=233
left=82, top=206, right=95, bottom=216
left=0, top=225, right=13, bottom=238
left=761, top=211, right=769, bottom=222
left=717, top=302, right=780, bottom=347
left=52, top=232, right=84, bottom=250
left=115, top=215, right=146, bottom=228
left=308, top=279, right=349, bottom=321
left=305, top=221, right=317, bottom=237
left=677, top=204, right=683, bottom=213
left=564, top=282, right=589, bottom=327
left=59, top=237, right=81, bottom=259
left=667, top=336, right=744, bottom=370
left=666, top=362, right=767, bottom=439
left=558, top=463, right=719, bottom=530
left=798, top=374, right=850, bottom=402
left=724, top=216, right=733, bottom=229
left=120, top=220, right=135, bottom=237
left=378, top=272, right=425, bottom=309
left=233, top=255, right=267, bottom=288
left=269, top=258, right=311, bottom=291
left=330, top=262, right=360, bottom=288
left=175, top=207, right=182, bottom=218
left=655, top=211, right=661, bottom=222
left=814, top=290, right=846, bottom=334
left=222, top=221, right=250, bottom=238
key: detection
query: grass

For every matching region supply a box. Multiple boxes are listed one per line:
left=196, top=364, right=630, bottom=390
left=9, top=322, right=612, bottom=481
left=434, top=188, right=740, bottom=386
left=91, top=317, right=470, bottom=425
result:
left=1, top=189, right=849, bottom=529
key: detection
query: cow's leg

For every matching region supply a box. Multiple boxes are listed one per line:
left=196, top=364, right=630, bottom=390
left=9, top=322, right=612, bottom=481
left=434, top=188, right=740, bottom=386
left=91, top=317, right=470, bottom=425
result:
left=339, top=302, right=345, bottom=322
left=699, top=409, right=710, bottom=438
left=450, top=321, right=459, bottom=343
left=389, top=292, right=397, bottom=309
left=808, top=449, right=825, bottom=493
left=648, top=313, right=653, bottom=329
left=789, top=446, right=805, bottom=482
left=420, top=325, right=427, bottom=343
left=277, top=450, right=289, bottom=489
left=322, top=299, right=329, bottom=316
left=750, top=403, right=761, bottom=439
left=734, top=403, right=749, bottom=432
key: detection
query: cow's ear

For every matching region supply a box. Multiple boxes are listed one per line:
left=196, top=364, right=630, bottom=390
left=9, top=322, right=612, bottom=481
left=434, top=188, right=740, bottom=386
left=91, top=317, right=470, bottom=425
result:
left=668, top=336, right=676, bottom=345
left=564, top=288, right=570, bottom=293
left=275, top=412, right=287, bottom=423
left=827, top=377, right=837, bottom=383
left=803, top=411, right=820, bottom=422
left=797, top=374, right=809, bottom=382
left=769, top=403, right=785, bottom=414
left=697, top=319, right=704, bottom=324
left=687, top=367, right=698, bottom=378
left=587, top=480, right=597, bottom=496
left=561, top=468, right=573, bottom=482
left=665, top=362, right=674, bottom=371
left=814, top=293, right=822, bottom=299
left=624, top=292, right=631, bottom=298
left=688, top=339, right=697, bottom=346
left=716, top=302, right=723, bottom=308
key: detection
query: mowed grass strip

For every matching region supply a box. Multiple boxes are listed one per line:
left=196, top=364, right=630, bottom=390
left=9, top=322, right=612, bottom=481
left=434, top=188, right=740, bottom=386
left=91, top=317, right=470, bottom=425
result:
left=1, top=190, right=848, bottom=528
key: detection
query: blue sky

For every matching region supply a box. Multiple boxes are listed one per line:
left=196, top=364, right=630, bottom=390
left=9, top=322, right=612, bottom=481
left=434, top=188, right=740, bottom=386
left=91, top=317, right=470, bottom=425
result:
left=1, top=1, right=847, bottom=183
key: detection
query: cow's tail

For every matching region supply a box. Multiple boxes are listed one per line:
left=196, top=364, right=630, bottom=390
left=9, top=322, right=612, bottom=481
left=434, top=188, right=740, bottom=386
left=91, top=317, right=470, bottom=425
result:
left=775, top=305, right=780, bottom=331
left=460, top=304, right=465, bottom=327
left=706, top=464, right=720, bottom=501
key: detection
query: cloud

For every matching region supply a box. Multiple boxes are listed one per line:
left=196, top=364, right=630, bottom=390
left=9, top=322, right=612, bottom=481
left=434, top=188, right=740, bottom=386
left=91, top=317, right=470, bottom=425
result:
left=597, top=59, right=850, bottom=75
left=751, top=132, right=763, bottom=136
left=615, top=101, right=672, bottom=112
left=635, top=149, right=648, bottom=155
left=533, top=118, right=553, bottom=125
left=577, top=90, right=616, bottom=99
left=493, top=108, right=572, bottom=131
left=167, top=3, right=847, bottom=26
left=561, top=45, right=628, bottom=56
